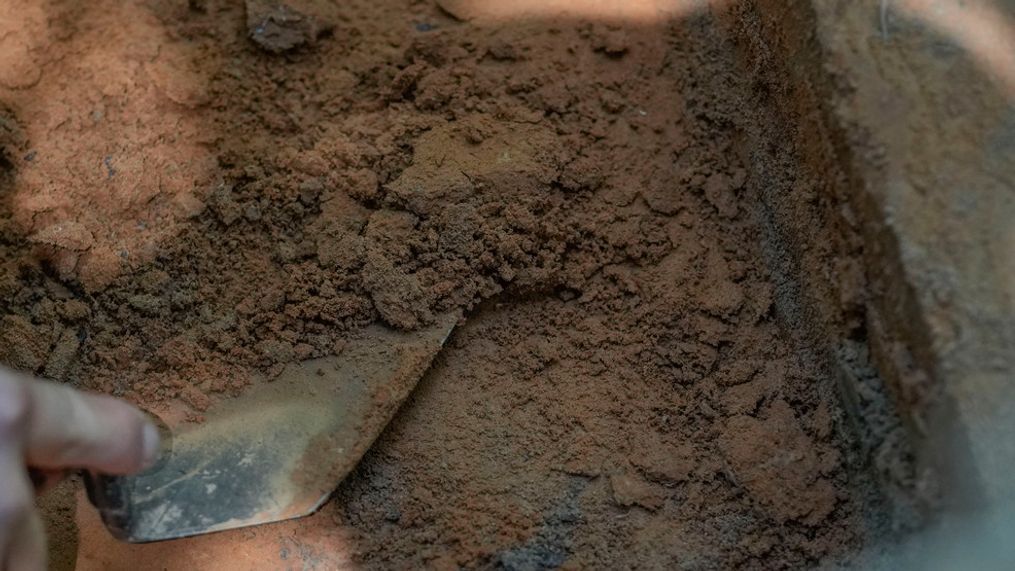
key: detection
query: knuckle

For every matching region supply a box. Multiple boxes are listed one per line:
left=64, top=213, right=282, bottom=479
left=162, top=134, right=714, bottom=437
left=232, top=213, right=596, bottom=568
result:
left=0, top=376, right=31, bottom=434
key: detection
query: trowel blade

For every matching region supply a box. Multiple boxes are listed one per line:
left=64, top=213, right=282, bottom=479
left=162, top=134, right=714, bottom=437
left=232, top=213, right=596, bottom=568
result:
left=85, top=314, right=457, bottom=543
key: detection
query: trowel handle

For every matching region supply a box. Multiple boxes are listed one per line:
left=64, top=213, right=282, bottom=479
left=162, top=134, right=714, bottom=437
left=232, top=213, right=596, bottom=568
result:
left=83, top=471, right=134, bottom=541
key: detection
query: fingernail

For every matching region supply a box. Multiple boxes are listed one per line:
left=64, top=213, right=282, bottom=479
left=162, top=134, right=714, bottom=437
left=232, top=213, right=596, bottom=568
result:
left=141, top=423, right=161, bottom=469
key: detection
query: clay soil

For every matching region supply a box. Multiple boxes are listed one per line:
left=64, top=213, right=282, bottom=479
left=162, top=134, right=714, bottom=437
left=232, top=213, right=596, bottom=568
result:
left=1, top=0, right=885, bottom=568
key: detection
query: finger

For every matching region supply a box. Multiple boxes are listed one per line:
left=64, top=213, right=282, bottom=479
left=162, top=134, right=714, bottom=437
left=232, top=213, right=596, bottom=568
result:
left=0, top=448, right=45, bottom=571
left=17, top=376, right=160, bottom=474
left=4, top=498, right=45, bottom=571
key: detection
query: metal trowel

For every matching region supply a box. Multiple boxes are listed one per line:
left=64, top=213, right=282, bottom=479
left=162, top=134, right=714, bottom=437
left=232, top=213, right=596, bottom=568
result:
left=84, top=313, right=457, bottom=542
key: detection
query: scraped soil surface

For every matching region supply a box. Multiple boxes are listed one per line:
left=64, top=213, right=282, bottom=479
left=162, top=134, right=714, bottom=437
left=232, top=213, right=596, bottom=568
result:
left=1, top=0, right=873, bottom=568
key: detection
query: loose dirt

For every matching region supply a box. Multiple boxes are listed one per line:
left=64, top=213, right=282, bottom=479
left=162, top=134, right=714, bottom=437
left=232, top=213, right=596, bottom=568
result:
left=0, top=0, right=884, bottom=568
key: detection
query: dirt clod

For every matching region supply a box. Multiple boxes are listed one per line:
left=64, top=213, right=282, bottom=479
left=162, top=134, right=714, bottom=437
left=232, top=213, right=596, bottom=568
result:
left=610, top=473, right=667, bottom=511
left=0, top=314, right=49, bottom=372
left=246, top=0, right=325, bottom=54
left=719, top=399, right=839, bottom=526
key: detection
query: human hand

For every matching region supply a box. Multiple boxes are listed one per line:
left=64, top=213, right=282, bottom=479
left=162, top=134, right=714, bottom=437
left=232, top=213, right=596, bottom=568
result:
left=0, top=369, right=159, bottom=570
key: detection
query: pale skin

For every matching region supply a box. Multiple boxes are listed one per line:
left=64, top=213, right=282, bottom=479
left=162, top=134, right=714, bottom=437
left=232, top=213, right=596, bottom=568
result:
left=0, top=369, right=159, bottom=571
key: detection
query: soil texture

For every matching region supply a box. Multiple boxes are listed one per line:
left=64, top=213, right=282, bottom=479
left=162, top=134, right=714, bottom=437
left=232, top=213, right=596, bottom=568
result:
left=0, top=0, right=881, bottom=568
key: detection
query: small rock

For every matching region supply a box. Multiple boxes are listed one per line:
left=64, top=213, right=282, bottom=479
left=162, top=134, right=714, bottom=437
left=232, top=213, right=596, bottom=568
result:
left=486, top=40, right=517, bottom=61
left=463, top=124, right=486, bottom=145
left=592, top=28, right=629, bottom=57
left=298, top=178, right=323, bottom=204
left=383, top=506, right=401, bottom=522
left=436, top=0, right=484, bottom=21
left=610, top=473, right=667, bottom=511
left=243, top=204, right=262, bottom=222
left=246, top=0, right=323, bottom=54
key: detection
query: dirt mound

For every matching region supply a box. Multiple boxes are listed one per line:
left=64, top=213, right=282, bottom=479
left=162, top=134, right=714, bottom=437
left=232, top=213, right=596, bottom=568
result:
left=0, top=0, right=884, bottom=568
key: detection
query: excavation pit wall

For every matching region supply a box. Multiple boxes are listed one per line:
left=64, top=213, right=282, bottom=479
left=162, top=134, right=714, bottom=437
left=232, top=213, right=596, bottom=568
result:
left=1, top=0, right=1011, bottom=568
left=718, top=0, right=1015, bottom=566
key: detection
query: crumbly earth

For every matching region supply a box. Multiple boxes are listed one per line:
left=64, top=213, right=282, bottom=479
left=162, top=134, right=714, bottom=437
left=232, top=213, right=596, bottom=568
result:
left=0, top=0, right=880, bottom=568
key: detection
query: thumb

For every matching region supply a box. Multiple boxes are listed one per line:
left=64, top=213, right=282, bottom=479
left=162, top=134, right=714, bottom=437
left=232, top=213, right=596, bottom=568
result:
left=11, top=374, right=161, bottom=474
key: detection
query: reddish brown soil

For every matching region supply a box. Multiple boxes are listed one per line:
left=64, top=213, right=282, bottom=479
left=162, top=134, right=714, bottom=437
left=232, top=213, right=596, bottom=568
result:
left=0, top=0, right=884, bottom=568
